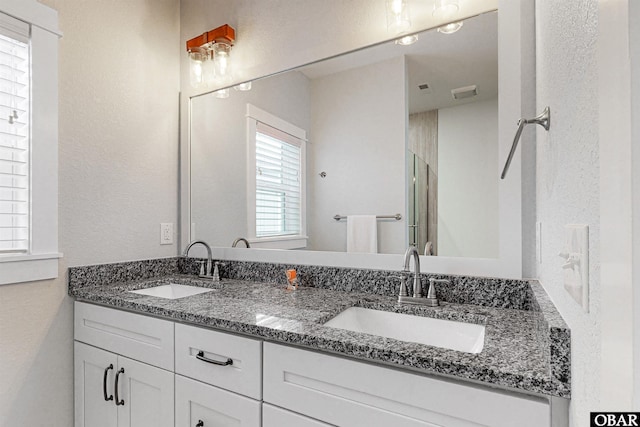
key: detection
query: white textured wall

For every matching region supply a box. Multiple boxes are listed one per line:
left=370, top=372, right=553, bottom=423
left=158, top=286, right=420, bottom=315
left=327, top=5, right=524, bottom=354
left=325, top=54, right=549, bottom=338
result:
left=191, top=71, right=311, bottom=247
left=535, top=1, right=600, bottom=425
left=308, top=57, right=406, bottom=254
left=598, top=0, right=635, bottom=410
left=437, top=97, right=499, bottom=258
left=630, top=0, right=640, bottom=408
left=0, top=1, right=180, bottom=425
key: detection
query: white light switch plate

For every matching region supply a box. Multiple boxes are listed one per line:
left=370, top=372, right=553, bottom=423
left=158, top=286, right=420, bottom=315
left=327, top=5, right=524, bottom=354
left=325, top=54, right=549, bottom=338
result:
left=560, top=224, right=589, bottom=312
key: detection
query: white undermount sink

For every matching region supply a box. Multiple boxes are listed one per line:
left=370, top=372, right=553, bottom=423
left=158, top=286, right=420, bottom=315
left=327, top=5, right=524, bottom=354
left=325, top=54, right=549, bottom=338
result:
left=323, top=307, right=485, bottom=354
left=129, top=284, right=213, bottom=300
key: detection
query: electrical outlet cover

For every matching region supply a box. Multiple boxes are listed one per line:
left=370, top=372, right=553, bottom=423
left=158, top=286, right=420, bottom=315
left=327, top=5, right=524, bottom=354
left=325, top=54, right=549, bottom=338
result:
left=561, top=224, right=589, bottom=312
left=160, top=223, right=174, bottom=245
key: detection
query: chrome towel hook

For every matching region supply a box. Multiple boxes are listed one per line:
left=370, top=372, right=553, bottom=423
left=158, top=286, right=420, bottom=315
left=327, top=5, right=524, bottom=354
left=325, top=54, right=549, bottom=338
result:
left=501, top=107, right=550, bottom=179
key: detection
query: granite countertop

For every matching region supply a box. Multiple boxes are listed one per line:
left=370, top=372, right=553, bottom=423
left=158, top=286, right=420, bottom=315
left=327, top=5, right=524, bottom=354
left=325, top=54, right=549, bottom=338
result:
left=69, top=272, right=571, bottom=399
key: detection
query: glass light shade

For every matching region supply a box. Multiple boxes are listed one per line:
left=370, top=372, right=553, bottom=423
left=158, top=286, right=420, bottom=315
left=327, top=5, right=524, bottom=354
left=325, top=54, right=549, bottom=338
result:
left=188, top=47, right=207, bottom=88
left=202, top=50, right=215, bottom=86
left=395, top=34, right=418, bottom=46
left=386, top=0, right=411, bottom=34
left=214, top=88, right=229, bottom=98
left=234, top=82, right=252, bottom=91
left=437, top=21, right=464, bottom=34
left=433, top=0, right=460, bottom=20
left=212, top=42, right=231, bottom=80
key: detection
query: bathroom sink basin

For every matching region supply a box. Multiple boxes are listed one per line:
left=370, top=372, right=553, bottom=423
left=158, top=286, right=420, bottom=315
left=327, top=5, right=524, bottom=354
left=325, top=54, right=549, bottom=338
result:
left=129, top=284, right=213, bottom=300
left=323, top=307, right=485, bottom=354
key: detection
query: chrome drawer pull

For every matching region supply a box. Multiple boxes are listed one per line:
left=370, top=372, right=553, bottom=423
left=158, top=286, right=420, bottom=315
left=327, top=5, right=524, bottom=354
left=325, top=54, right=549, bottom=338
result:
left=114, top=367, right=125, bottom=406
left=196, top=350, right=233, bottom=366
left=103, top=364, right=114, bottom=401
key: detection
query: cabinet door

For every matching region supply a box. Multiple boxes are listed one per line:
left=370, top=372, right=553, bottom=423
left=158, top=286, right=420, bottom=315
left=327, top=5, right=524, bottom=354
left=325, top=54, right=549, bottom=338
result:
left=175, top=375, right=261, bottom=427
left=264, top=343, right=550, bottom=427
left=263, top=404, right=332, bottom=427
left=75, top=342, right=118, bottom=427
left=116, top=356, right=174, bottom=427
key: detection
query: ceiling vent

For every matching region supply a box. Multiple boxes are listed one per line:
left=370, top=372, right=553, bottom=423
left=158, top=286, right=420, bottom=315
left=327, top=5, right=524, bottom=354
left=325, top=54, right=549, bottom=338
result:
left=418, top=83, right=432, bottom=94
left=451, top=85, right=478, bottom=100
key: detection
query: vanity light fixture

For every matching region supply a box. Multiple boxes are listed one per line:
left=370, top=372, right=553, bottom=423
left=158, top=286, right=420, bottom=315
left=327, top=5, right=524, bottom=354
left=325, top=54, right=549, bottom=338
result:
left=214, top=88, right=230, bottom=99
left=395, top=35, right=419, bottom=46
left=186, top=24, right=235, bottom=89
left=386, top=0, right=411, bottom=34
left=386, top=0, right=418, bottom=45
left=432, top=0, right=459, bottom=19
left=433, top=0, right=464, bottom=34
left=234, top=82, right=252, bottom=91
left=437, top=21, right=464, bottom=34
left=187, top=47, right=207, bottom=88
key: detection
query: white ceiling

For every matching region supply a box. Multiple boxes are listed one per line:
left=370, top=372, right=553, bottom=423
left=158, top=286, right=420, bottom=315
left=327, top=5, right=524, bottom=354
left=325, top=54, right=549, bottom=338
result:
left=300, top=11, right=498, bottom=114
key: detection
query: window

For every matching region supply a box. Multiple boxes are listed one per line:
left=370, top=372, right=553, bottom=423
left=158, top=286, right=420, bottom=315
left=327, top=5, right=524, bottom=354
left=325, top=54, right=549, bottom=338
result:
left=0, top=1, right=60, bottom=285
left=0, top=18, right=29, bottom=254
left=247, top=104, right=307, bottom=249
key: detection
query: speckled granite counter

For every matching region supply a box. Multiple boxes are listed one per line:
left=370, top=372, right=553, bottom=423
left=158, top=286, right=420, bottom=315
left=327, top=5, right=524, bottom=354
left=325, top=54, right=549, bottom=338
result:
left=69, top=259, right=571, bottom=399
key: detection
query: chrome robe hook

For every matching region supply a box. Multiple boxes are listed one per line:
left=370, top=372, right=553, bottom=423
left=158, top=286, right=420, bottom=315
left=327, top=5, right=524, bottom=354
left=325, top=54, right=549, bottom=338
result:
left=501, top=107, right=550, bottom=179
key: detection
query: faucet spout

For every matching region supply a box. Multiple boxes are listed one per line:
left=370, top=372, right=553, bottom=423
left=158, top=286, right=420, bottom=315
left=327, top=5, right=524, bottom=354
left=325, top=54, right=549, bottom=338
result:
left=402, top=246, right=422, bottom=298
left=183, top=240, right=213, bottom=278
left=231, top=237, right=251, bottom=248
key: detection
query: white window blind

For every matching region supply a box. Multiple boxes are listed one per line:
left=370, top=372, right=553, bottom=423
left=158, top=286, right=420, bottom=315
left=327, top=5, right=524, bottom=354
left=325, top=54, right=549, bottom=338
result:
left=0, top=15, right=29, bottom=254
left=255, top=122, right=302, bottom=238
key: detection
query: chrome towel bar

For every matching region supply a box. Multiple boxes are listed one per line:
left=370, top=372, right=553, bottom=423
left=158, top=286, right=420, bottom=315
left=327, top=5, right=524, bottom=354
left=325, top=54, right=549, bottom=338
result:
left=333, top=214, right=402, bottom=221
left=501, top=107, right=551, bottom=179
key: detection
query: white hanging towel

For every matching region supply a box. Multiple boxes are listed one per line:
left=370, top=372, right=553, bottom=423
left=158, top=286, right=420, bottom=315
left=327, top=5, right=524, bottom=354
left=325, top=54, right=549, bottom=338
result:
left=346, top=215, right=378, bottom=253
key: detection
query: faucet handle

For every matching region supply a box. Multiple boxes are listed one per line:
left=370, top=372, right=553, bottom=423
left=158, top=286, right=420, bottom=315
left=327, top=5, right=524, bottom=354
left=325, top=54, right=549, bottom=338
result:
left=197, top=260, right=206, bottom=277
left=427, top=278, right=449, bottom=303
left=212, top=262, right=226, bottom=282
left=427, top=278, right=438, bottom=300
left=392, top=271, right=410, bottom=297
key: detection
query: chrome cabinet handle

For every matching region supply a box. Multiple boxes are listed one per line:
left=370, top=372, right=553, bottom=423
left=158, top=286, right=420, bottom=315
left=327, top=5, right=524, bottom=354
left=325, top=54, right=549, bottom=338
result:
left=114, top=367, right=125, bottom=406
left=196, top=351, right=233, bottom=366
left=103, top=364, right=114, bottom=401
left=196, top=421, right=204, bottom=427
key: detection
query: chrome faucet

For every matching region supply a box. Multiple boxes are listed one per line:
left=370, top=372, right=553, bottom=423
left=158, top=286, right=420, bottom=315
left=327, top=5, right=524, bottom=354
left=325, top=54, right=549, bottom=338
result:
left=183, top=240, right=213, bottom=279
left=231, top=237, right=250, bottom=248
left=404, top=245, right=422, bottom=297
left=398, top=245, right=443, bottom=306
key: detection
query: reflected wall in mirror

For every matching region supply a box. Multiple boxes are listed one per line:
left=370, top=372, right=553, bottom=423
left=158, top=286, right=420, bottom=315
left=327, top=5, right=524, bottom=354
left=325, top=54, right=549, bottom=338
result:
left=190, top=11, right=498, bottom=257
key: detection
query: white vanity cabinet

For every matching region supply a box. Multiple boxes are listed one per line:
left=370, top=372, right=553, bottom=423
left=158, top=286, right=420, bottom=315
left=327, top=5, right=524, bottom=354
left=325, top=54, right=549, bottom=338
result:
left=74, top=302, right=563, bottom=427
left=263, top=343, right=552, bottom=427
left=74, top=302, right=175, bottom=427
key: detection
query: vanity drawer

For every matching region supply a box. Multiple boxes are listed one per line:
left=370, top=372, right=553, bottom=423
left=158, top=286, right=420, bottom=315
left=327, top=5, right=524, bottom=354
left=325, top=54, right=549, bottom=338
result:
left=175, top=375, right=261, bottom=427
left=263, top=404, right=332, bottom=427
left=74, top=302, right=174, bottom=370
left=263, top=343, right=551, bottom=427
left=175, top=323, right=262, bottom=399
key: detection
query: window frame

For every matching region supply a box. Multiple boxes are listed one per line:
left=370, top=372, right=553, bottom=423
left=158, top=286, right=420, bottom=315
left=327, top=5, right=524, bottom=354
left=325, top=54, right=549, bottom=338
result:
left=0, top=0, right=61, bottom=285
left=246, top=104, right=307, bottom=249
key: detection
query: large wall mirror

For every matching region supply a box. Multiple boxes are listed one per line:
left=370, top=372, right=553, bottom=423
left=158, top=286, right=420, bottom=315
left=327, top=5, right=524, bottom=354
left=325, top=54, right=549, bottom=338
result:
left=183, top=6, right=527, bottom=278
